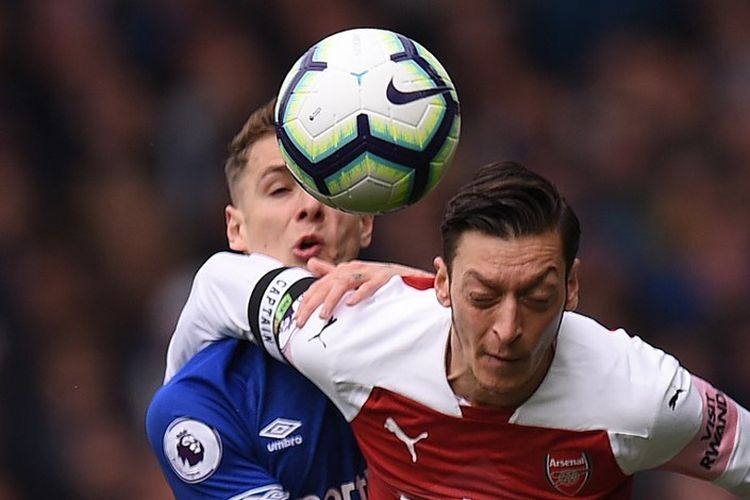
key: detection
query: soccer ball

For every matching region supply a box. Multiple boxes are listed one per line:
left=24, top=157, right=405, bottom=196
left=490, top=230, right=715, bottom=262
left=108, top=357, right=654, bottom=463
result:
left=275, top=28, right=461, bottom=214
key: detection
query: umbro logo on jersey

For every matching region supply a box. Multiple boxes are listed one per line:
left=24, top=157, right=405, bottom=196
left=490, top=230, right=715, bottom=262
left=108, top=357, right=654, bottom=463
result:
left=260, top=418, right=302, bottom=439
left=385, top=78, right=452, bottom=105
left=164, top=417, right=222, bottom=483
left=384, top=417, right=429, bottom=463
left=260, top=418, right=304, bottom=452
left=545, top=451, right=590, bottom=496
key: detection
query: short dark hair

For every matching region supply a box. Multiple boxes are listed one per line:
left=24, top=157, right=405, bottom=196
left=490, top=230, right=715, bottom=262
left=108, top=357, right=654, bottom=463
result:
left=224, top=97, right=277, bottom=202
left=440, top=160, right=580, bottom=274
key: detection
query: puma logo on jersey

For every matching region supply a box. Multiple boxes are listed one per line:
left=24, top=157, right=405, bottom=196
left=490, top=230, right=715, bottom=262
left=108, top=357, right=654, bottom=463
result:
left=309, top=316, right=337, bottom=348
left=668, top=388, right=684, bottom=410
left=384, top=417, right=428, bottom=463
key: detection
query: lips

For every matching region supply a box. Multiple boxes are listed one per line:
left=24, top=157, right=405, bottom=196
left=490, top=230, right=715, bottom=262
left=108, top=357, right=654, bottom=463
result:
left=483, top=352, right=523, bottom=367
left=293, top=234, right=323, bottom=261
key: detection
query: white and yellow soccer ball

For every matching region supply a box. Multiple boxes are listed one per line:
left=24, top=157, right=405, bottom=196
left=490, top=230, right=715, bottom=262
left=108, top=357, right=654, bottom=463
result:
left=275, top=28, right=461, bottom=214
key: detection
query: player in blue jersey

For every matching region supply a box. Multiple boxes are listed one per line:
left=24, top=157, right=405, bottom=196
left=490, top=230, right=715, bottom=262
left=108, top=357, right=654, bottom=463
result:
left=148, top=337, right=367, bottom=499
left=146, top=99, right=427, bottom=499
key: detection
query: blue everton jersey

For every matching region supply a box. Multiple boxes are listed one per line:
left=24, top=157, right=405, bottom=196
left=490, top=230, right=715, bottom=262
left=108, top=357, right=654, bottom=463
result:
left=146, top=338, right=367, bottom=500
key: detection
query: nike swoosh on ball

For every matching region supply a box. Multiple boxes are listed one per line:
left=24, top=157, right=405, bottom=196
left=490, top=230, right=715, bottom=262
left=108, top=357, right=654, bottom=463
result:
left=386, top=78, right=452, bottom=105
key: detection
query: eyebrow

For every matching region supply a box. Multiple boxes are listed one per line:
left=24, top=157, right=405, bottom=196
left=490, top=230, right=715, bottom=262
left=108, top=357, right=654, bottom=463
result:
left=258, top=164, right=292, bottom=183
left=466, top=267, right=559, bottom=294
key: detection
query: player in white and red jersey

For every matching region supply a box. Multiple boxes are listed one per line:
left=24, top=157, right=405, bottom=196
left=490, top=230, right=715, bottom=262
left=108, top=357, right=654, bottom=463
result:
left=166, top=161, right=750, bottom=499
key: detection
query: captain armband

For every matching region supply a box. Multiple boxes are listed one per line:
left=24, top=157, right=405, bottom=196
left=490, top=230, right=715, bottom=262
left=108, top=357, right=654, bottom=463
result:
left=248, top=267, right=315, bottom=363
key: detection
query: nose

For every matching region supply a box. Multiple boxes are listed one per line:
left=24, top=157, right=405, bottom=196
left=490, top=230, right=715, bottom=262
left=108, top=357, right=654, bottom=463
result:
left=295, top=190, right=326, bottom=222
left=492, top=297, right=522, bottom=345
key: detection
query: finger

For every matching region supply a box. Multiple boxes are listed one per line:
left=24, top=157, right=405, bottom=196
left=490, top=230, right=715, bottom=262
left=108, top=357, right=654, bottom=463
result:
left=297, top=267, right=367, bottom=325
left=296, top=281, right=328, bottom=326
left=295, top=296, right=315, bottom=327
left=306, top=257, right=335, bottom=277
left=319, top=281, right=355, bottom=319
left=345, top=280, right=383, bottom=305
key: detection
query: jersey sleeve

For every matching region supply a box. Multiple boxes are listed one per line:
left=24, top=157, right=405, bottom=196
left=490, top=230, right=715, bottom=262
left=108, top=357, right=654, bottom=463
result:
left=161, top=252, right=349, bottom=415
left=145, top=379, right=290, bottom=500
left=599, top=330, right=750, bottom=496
left=163, top=252, right=291, bottom=382
left=656, top=374, right=750, bottom=496
left=612, top=350, right=750, bottom=496
left=246, top=266, right=357, bottom=417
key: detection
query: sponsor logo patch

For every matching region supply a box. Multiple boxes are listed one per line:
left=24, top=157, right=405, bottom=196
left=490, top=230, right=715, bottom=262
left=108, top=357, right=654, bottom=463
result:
left=699, top=388, right=731, bottom=471
left=276, top=294, right=302, bottom=351
left=164, top=417, right=222, bottom=483
left=545, top=451, right=590, bottom=496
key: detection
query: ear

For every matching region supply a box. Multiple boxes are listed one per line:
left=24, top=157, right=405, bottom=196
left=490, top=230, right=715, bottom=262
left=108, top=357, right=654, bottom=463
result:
left=358, top=215, right=374, bottom=249
left=565, top=258, right=580, bottom=310
left=433, top=256, right=451, bottom=307
left=225, top=204, right=247, bottom=252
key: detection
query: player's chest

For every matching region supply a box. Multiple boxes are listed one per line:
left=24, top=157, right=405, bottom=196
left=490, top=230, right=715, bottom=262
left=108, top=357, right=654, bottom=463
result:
left=352, top=387, right=631, bottom=499
left=252, top=380, right=360, bottom=463
left=253, top=398, right=367, bottom=498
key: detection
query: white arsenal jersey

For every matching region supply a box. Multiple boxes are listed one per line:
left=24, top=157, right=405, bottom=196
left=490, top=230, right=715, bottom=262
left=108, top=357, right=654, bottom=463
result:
left=165, top=252, right=750, bottom=499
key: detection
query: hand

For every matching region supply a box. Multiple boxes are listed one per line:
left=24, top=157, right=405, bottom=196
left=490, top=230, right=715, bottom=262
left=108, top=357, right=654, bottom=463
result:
left=296, top=258, right=434, bottom=327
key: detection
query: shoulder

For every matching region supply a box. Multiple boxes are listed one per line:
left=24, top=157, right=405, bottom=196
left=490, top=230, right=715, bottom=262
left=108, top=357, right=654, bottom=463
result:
left=306, top=273, right=449, bottom=355
left=145, top=340, right=256, bottom=494
left=270, top=273, right=453, bottom=419
left=558, top=312, right=680, bottom=380
left=192, top=252, right=288, bottom=296
left=326, top=276, right=455, bottom=412
left=148, top=340, right=253, bottom=438
left=198, top=251, right=283, bottom=275
left=518, top=312, right=682, bottom=432
left=516, top=312, right=706, bottom=473
left=154, top=339, right=315, bottom=422
left=146, top=340, right=296, bottom=493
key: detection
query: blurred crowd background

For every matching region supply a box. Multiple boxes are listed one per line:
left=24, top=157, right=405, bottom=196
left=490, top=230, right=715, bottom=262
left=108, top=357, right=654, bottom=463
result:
left=1, top=0, right=748, bottom=498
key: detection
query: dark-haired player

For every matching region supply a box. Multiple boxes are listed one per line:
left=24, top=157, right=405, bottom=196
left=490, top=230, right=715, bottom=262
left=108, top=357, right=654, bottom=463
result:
left=166, top=160, right=750, bottom=498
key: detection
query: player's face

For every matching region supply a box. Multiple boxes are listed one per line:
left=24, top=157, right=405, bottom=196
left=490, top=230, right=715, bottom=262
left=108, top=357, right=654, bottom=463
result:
left=225, top=134, right=373, bottom=267
left=435, top=230, right=579, bottom=407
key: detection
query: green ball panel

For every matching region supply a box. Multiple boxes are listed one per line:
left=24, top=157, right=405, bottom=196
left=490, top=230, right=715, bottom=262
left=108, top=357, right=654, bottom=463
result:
left=283, top=114, right=358, bottom=163
left=368, top=104, right=446, bottom=151
left=323, top=153, right=416, bottom=214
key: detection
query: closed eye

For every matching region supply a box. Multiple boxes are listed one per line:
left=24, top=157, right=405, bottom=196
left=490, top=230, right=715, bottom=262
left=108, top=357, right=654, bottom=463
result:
left=468, top=295, right=497, bottom=309
left=521, top=295, right=554, bottom=310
